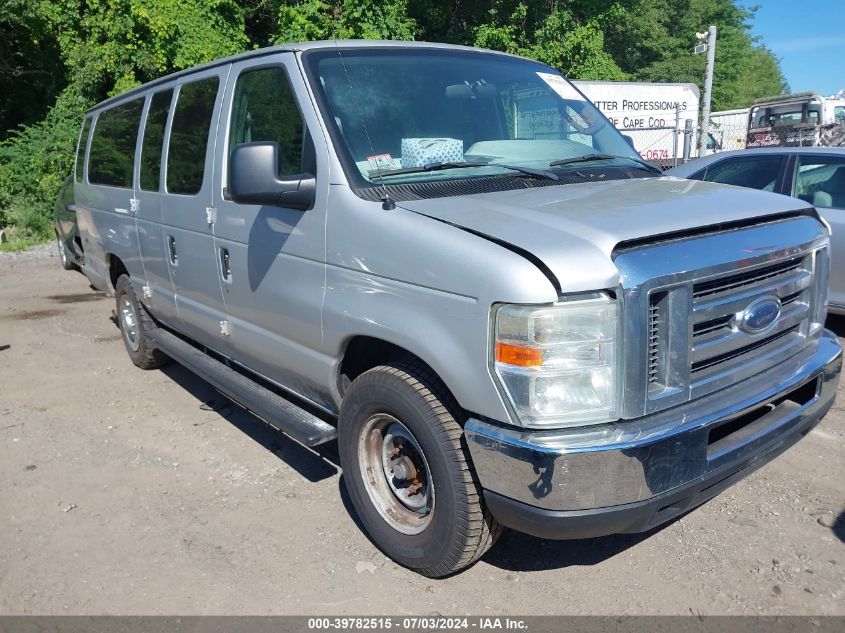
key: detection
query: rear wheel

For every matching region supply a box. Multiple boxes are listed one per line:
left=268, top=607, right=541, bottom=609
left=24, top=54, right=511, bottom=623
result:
left=56, top=233, right=77, bottom=271
left=338, top=360, right=501, bottom=577
left=115, top=274, right=169, bottom=370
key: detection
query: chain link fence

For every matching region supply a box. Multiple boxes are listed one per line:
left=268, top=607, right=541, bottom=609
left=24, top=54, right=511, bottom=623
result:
left=610, top=105, right=722, bottom=170
left=616, top=118, right=705, bottom=170
left=707, top=121, right=749, bottom=152
left=615, top=111, right=845, bottom=171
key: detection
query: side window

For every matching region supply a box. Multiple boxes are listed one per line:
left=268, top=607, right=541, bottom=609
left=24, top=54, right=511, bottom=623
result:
left=166, top=77, right=219, bottom=195
left=88, top=99, right=144, bottom=187
left=59, top=176, right=74, bottom=208
left=75, top=117, right=92, bottom=182
left=140, top=89, right=173, bottom=191
left=794, top=157, right=845, bottom=209
left=703, top=155, right=785, bottom=192
left=228, top=66, right=305, bottom=181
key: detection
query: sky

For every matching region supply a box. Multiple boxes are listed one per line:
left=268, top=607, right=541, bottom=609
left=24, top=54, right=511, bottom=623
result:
left=744, top=0, right=845, bottom=96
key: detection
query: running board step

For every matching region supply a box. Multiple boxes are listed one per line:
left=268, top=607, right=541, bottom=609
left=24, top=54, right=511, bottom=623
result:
left=147, top=328, right=337, bottom=447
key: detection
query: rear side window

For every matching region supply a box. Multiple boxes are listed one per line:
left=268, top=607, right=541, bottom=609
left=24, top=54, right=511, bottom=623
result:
left=703, top=155, right=786, bottom=192
left=88, top=99, right=144, bottom=188
left=75, top=118, right=92, bottom=182
left=228, top=66, right=305, bottom=179
left=167, top=77, right=219, bottom=195
left=794, top=156, right=845, bottom=208
left=140, top=89, right=173, bottom=191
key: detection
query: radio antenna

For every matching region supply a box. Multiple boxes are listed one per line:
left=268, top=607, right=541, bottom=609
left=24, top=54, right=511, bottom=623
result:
left=335, top=42, right=395, bottom=210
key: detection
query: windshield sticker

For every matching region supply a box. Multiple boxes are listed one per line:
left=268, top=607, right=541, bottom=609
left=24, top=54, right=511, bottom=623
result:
left=366, top=153, right=401, bottom=171
left=536, top=72, right=585, bottom=102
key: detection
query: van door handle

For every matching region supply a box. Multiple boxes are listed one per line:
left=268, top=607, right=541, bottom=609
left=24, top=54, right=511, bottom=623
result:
left=219, top=247, right=231, bottom=282
left=168, top=235, right=178, bottom=265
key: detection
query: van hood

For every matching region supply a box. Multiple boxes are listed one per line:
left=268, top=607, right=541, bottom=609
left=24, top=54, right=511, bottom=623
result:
left=397, top=177, right=808, bottom=293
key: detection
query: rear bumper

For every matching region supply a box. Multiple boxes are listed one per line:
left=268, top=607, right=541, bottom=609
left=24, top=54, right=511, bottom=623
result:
left=465, top=331, right=842, bottom=539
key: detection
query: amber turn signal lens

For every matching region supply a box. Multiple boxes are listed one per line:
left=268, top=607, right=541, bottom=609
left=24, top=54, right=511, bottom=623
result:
left=495, top=342, right=543, bottom=367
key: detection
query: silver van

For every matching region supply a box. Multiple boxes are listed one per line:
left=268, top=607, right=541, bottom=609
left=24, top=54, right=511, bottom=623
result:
left=74, top=41, right=842, bottom=577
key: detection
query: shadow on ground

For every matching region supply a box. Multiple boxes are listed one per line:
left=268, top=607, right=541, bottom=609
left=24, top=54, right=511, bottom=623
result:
left=481, top=524, right=665, bottom=572
left=834, top=509, right=845, bottom=544
left=338, top=473, right=662, bottom=575
left=147, top=350, right=668, bottom=575
left=159, top=362, right=339, bottom=483
left=108, top=306, right=810, bottom=575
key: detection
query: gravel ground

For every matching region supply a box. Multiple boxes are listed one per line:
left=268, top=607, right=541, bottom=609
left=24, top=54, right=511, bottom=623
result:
left=0, top=246, right=843, bottom=615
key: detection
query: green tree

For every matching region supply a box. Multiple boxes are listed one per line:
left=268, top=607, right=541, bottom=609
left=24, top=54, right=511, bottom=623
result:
left=0, top=0, right=249, bottom=241
left=472, top=1, right=626, bottom=79
left=277, top=0, right=417, bottom=42
left=0, top=1, right=66, bottom=140
left=609, top=0, right=787, bottom=110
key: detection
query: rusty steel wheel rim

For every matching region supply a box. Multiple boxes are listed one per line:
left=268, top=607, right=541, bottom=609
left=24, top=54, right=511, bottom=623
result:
left=358, top=413, right=434, bottom=535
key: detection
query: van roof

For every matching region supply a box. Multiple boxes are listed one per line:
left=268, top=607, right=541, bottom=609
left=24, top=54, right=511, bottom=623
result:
left=86, top=40, right=519, bottom=114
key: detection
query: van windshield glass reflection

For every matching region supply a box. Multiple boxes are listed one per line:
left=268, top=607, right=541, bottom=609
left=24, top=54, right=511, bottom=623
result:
left=305, top=49, right=642, bottom=185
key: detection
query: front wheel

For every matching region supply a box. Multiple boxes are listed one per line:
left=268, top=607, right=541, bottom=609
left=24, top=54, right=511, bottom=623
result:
left=338, top=360, right=501, bottom=577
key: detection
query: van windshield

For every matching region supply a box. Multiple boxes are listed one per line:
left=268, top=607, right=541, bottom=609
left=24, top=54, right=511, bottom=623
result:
left=304, top=48, right=643, bottom=186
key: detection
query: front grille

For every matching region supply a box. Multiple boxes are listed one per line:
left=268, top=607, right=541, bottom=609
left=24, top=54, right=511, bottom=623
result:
left=612, top=215, right=829, bottom=418
left=693, top=257, right=803, bottom=299
left=689, top=254, right=813, bottom=386
left=691, top=326, right=799, bottom=373
left=693, top=315, right=733, bottom=337
left=647, top=293, right=664, bottom=385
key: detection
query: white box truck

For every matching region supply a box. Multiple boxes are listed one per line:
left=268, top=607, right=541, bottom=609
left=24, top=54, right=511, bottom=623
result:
left=573, top=80, right=701, bottom=164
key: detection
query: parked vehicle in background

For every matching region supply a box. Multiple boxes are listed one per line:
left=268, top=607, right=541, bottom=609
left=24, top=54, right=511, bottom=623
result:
left=73, top=41, right=841, bottom=577
left=747, top=92, right=845, bottom=148
left=709, top=107, right=750, bottom=151
left=53, top=175, right=83, bottom=270
left=667, top=147, right=845, bottom=314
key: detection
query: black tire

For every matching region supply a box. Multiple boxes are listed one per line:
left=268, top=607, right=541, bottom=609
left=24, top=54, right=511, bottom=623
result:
left=114, top=274, right=170, bottom=370
left=338, top=359, right=501, bottom=577
left=56, top=233, right=78, bottom=271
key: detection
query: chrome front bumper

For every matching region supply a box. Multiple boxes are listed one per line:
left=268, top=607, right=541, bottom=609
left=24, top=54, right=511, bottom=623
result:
left=465, top=331, right=841, bottom=538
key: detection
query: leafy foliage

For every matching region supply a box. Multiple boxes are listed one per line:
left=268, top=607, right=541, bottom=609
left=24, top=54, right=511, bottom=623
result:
left=277, top=1, right=417, bottom=42
left=0, top=0, right=787, bottom=243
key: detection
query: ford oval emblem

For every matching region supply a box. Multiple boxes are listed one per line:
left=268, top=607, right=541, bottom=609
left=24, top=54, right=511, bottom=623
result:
left=739, top=296, right=781, bottom=334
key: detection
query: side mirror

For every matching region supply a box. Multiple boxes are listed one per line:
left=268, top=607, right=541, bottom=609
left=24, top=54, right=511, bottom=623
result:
left=65, top=203, right=76, bottom=213
left=230, top=142, right=315, bottom=211
left=622, top=134, right=636, bottom=149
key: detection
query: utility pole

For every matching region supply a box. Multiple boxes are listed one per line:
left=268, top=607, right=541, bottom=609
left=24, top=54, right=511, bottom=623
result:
left=696, top=25, right=717, bottom=156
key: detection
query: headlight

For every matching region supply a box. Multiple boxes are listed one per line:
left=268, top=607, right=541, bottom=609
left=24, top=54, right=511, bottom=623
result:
left=492, top=293, right=621, bottom=428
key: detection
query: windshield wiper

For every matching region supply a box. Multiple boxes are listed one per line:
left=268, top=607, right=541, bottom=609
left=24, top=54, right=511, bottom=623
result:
left=368, top=161, right=487, bottom=179
left=498, top=164, right=559, bottom=181
left=549, top=153, right=662, bottom=174
left=368, top=161, right=559, bottom=181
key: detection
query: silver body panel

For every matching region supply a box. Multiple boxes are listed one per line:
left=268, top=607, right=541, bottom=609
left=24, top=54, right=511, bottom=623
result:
left=396, top=177, right=805, bottom=294
left=75, top=42, right=842, bottom=523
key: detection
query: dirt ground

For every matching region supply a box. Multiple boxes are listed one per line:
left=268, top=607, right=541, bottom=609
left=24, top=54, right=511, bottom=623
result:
left=0, top=245, right=843, bottom=616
